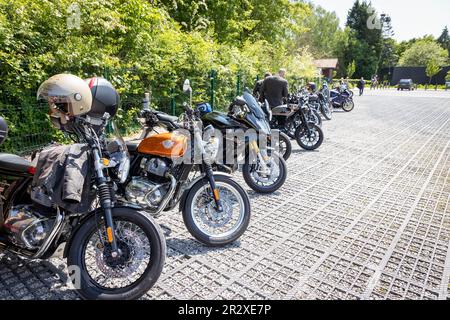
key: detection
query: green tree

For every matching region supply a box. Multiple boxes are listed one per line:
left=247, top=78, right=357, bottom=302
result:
left=378, top=14, right=398, bottom=71
left=398, top=40, right=448, bottom=66
left=425, top=59, right=442, bottom=87
left=159, top=0, right=310, bottom=45
left=437, top=26, right=450, bottom=55
left=347, top=60, right=356, bottom=78
left=446, top=70, right=450, bottom=82
left=294, top=4, right=342, bottom=59
left=342, top=0, right=383, bottom=78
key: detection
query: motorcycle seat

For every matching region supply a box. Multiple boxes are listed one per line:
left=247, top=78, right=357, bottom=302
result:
left=126, top=141, right=140, bottom=153
left=155, top=112, right=178, bottom=124
left=271, top=105, right=290, bottom=115
left=0, top=153, right=32, bottom=173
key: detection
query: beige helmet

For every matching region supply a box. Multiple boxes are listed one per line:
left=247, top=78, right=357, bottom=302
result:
left=37, top=74, right=92, bottom=116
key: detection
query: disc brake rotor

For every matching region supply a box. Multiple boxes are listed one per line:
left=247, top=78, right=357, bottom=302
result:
left=94, top=227, right=146, bottom=278
left=251, top=158, right=280, bottom=183
left=198, top=192, right=234, bottom=228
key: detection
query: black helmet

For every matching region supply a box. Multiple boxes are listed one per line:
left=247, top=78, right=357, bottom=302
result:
left=86, top=77, right=120, bottom=119
left=307, top=82, right=317, bottom=92
left=0, top=116, right=8, bottom=146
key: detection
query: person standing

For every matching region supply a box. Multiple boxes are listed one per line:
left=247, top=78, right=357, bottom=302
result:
left=357, top=77, right=365, bottom=96
left=260, top=69, right=289, bottom=108
left=253, top=72, right=271, bottom=101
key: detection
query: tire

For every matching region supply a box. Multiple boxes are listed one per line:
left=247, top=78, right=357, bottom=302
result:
left=342, top=99, right=355, bottom=112
left=307, top=109, right=322, bottom=127
left=242, top=153, right=287, bottom=194
left=272, top=132, right=292, bottom=161
left=182, top=175, right=251, bottom=246
left=67, top=207, right=166, bottom=300
left=321, top=103, right=332, bottom=121
left=286, top=115, right=301, bottom=139
left=295, top=123, right=324, bottom=151
left=312, top=109, right=323, bottom=126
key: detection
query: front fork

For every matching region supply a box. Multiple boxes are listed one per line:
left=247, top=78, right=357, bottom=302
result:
left=203, top=163, right=223, bottom=212
left=195, top=125, right=223, bottom=212
left=93, top=149, right=119, bottom=256
left=249, top=140, right=270, bottom=174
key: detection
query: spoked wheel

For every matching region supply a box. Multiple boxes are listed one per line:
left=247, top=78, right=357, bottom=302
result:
left=67, top=208, right=166, bottom=300
left=242, top=153, right=287, bottom=194
left=286, top=115, right=301, bottom=139
left=295, top=123, right=324, bottom=151
left=307, top=109, right=322, bottom=127
left=183, top=175, right=251, bottom=246
left=342, top=99, right=355, bottom=112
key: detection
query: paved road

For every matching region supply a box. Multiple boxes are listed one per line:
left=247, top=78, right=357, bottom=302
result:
left=1, top=92, right=449, bottom=300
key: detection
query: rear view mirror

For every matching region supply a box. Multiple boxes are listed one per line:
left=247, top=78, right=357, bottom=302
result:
left=183, top=79, right=192, bottom=94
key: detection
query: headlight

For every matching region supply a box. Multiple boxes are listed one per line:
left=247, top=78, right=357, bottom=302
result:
left=110, top=151, right=130, bottom=184
left=203, top=137, right=220, bottom=164
left=117, top=156, right=130, bottom=184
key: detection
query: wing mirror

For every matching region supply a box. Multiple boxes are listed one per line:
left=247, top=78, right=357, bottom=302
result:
left=183, top=79, right=192, bottom=94
left=183, top=79, right=193, bottom=107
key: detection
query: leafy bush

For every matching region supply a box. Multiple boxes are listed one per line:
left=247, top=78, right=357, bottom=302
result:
left=0, top=0, right=319, bottom=154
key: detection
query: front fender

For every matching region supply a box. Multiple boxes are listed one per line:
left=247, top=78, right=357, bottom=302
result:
left=178, top=172, right=233, bottom=213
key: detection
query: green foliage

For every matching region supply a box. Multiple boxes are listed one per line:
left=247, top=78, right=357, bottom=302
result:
left=437, top=26, right=450, bottom=56
left=425, top=60, right=442, bottom=84
left=293, top=4, right=344, bottom=59
left=446, top=70, right=450, bottom=82
left=342, top=0, right=383, bottom=78
left=159, top=0, right=311, bottom=45
left=398, top=40, right=449, bottom=67
left=0, top=0, right=320, bottom=153
left=346, top=61, right=356, bottom=78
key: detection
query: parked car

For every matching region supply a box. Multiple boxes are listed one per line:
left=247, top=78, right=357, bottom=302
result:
left=397, top=79, right=415, bottom=91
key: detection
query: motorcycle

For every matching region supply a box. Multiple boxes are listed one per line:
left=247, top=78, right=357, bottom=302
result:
left=259, top=100, right=292, bottom=161
left=0, top=105, right=166, bottom=299
left=308, top=84, right=333, bottom=121
left=199, top=89, right=288, bottom=194
left=119, top=81, right=251, bottom=246
left=288, top=93, right=324, bottom=151
left=265, top=92, right=324, bottom=151
left=330, top=84, right=355, bottom=112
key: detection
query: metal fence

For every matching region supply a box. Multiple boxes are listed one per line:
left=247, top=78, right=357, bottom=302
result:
left=0, top=70, right=256, bottom=155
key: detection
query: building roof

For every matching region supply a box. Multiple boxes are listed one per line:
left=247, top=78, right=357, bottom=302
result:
left=314, top=58, right=338, bottom=69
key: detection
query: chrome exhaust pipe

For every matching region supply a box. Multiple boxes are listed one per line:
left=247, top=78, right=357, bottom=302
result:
left=152, top=173, right=177, bottom=217
left=33, top=207, right=65, bottom=259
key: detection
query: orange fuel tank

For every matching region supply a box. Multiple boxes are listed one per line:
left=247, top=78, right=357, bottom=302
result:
left=138, top=132, right=188, bottom=158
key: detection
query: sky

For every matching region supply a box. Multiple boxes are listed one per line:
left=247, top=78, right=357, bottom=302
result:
left=309, top=0, right=450, bottom=41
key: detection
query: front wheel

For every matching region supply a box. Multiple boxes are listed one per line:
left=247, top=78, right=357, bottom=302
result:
left=307, top=109, right=322, bottom=127
left=321, top=103, right=333, bottom=121
left=67, top=207, right=166, bottom=300
left=295, top=123, right=324, bottom=151
left=183, top=175, right=251, bottom=246
left=270, top=132, right=292, bottom=161
left=342, top=99, right=355, bottom=112
left=242, top=153, right=287, bottom=194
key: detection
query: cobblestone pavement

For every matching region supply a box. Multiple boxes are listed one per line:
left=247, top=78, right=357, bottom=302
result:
left=1, top=92, right=449, bottom=300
